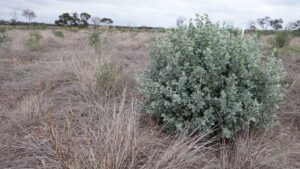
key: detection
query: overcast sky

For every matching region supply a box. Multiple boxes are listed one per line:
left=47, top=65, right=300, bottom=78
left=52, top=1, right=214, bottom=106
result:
left=0, top=0, right=299, bottom=28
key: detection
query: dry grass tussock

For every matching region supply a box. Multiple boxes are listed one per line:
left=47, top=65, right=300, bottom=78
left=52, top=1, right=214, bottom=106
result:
left=0, top=29, right=299, bottom=168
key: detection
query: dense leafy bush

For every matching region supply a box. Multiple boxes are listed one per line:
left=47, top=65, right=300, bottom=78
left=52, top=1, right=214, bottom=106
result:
left=138, top=15, right=285, bottom=138
left=274, top=32, right=290, bottom=48
left=52, top=30, right=64, bottom=38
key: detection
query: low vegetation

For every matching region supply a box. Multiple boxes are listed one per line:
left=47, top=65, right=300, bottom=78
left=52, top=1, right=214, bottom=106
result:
left=274, top=32, right=291, bottom=48
left=0, top=27, right=6, bottom=33
left=52, top=30, right=64, bottom=38
left=278, top=45, right=300, bottom=56
left=96, top=62, right=125, bottom=97
left=0, top=16, right=299, bottom=168
left=89, top=30, right=101, bottom=52
left=24, top=31, right=42, bottom=50
left=0, top=34, right=9, bottom=47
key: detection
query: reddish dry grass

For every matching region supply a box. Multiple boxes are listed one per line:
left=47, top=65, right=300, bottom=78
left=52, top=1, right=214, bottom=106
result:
left=0, top=29, right=299, bottom=169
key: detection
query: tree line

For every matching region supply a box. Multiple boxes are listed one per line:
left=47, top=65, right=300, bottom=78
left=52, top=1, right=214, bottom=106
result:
left=1, top=9, right=299, bottom=31
left=248, top=16, right=300, bottom=31
left=0, top=9, right=113, bottom=27
left=54, top=12, right=113, bottom=27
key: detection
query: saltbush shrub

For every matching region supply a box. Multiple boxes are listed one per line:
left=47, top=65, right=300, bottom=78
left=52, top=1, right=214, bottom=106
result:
left=25, top=31, right=42, bottom=51
left=0, top=27, right=6, bottom=33
left=89, top=31, right=101, bottom=52
left=52, top=30, right=64, bottom=38
left=138, top=15, right=285, bottom=138
left=0, top=35, right=9, bottom=47
left=274, top=32, right=290, bottom=48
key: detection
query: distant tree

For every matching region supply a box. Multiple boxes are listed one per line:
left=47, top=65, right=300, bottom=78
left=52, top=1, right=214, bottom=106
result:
left=10, top=19, right=16, bottom=25
left=22, top=9, right=36, bottom=23
left=257, top=16, right=270, bottom=30
left=55, top=12, right=92, bottom=27
left=92, top=17, right=101, bottom=26
left=270, top=18, right=283, bottom=30
left=176, top=17, right=186, bottom=26
left=10, top=11, right=18, bottom=25
left=285, top=22, right=294, bottom=31
left=55, top=13, right=72, bottom=26
left=80, top=12, right=91, bottom=26
left=54, top=20, right=60, bottom=26
left=292, top=20, right=300, bottom=30
left=71, top=12, right=80, bottom=26
left=101, top=18, right=113, bottom=25
left=247, top=20, right=256, bottom=30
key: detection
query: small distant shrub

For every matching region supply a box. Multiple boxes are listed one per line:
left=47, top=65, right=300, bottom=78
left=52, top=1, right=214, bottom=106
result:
left=0, top=35, right=10, bottom=47
left=274, top=32, right=290, bottom=48
left=96, top=62, right=124, bottom=97
left=291, top=30, right=300, bottom=37
left=31, top=25, right=48, bottom=30
left=138, top=15, right=285, bottom=138
left=68, top=27, right=80, bottom=32
left=255, top=31, right=262, bottom=39
left=89, top=31, right=101, bottom=52
left=25, top=31, right=42, bottom=51
left=282, top=76, right=293, bottom=87
left=52, top=30, right=64, bottom=38
left=0, top=27, right=6, bottom=33
left=278, top=46, right=300, bottom=57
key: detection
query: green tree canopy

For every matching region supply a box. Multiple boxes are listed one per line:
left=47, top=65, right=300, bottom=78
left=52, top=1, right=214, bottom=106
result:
left=270, top=18, right=283, bottom=30
left=101, top=18, right=113, bottom=25
left=55, top=12, right=91, bottom=27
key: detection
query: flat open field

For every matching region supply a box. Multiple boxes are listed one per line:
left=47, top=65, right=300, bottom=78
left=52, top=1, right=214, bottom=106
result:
left=0, top=28, right=299, bottom=168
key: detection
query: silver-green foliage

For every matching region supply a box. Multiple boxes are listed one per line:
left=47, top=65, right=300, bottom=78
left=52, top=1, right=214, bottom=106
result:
left=0, top=35, right=9, bottom=47
left=25, top=31, right=42, bottom=51
left=89, top=31, right=101, bottom=52
left=274, top=32, right=290, bottom=48
left=52, top=30, right=64, bottom=38
left=138, top=15, right=285, bottom=138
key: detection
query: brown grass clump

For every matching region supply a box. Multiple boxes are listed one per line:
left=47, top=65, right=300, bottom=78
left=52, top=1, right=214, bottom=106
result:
left=0, top=28, right=299, bottom=168
left=217, top=130, right=284, bottom=169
